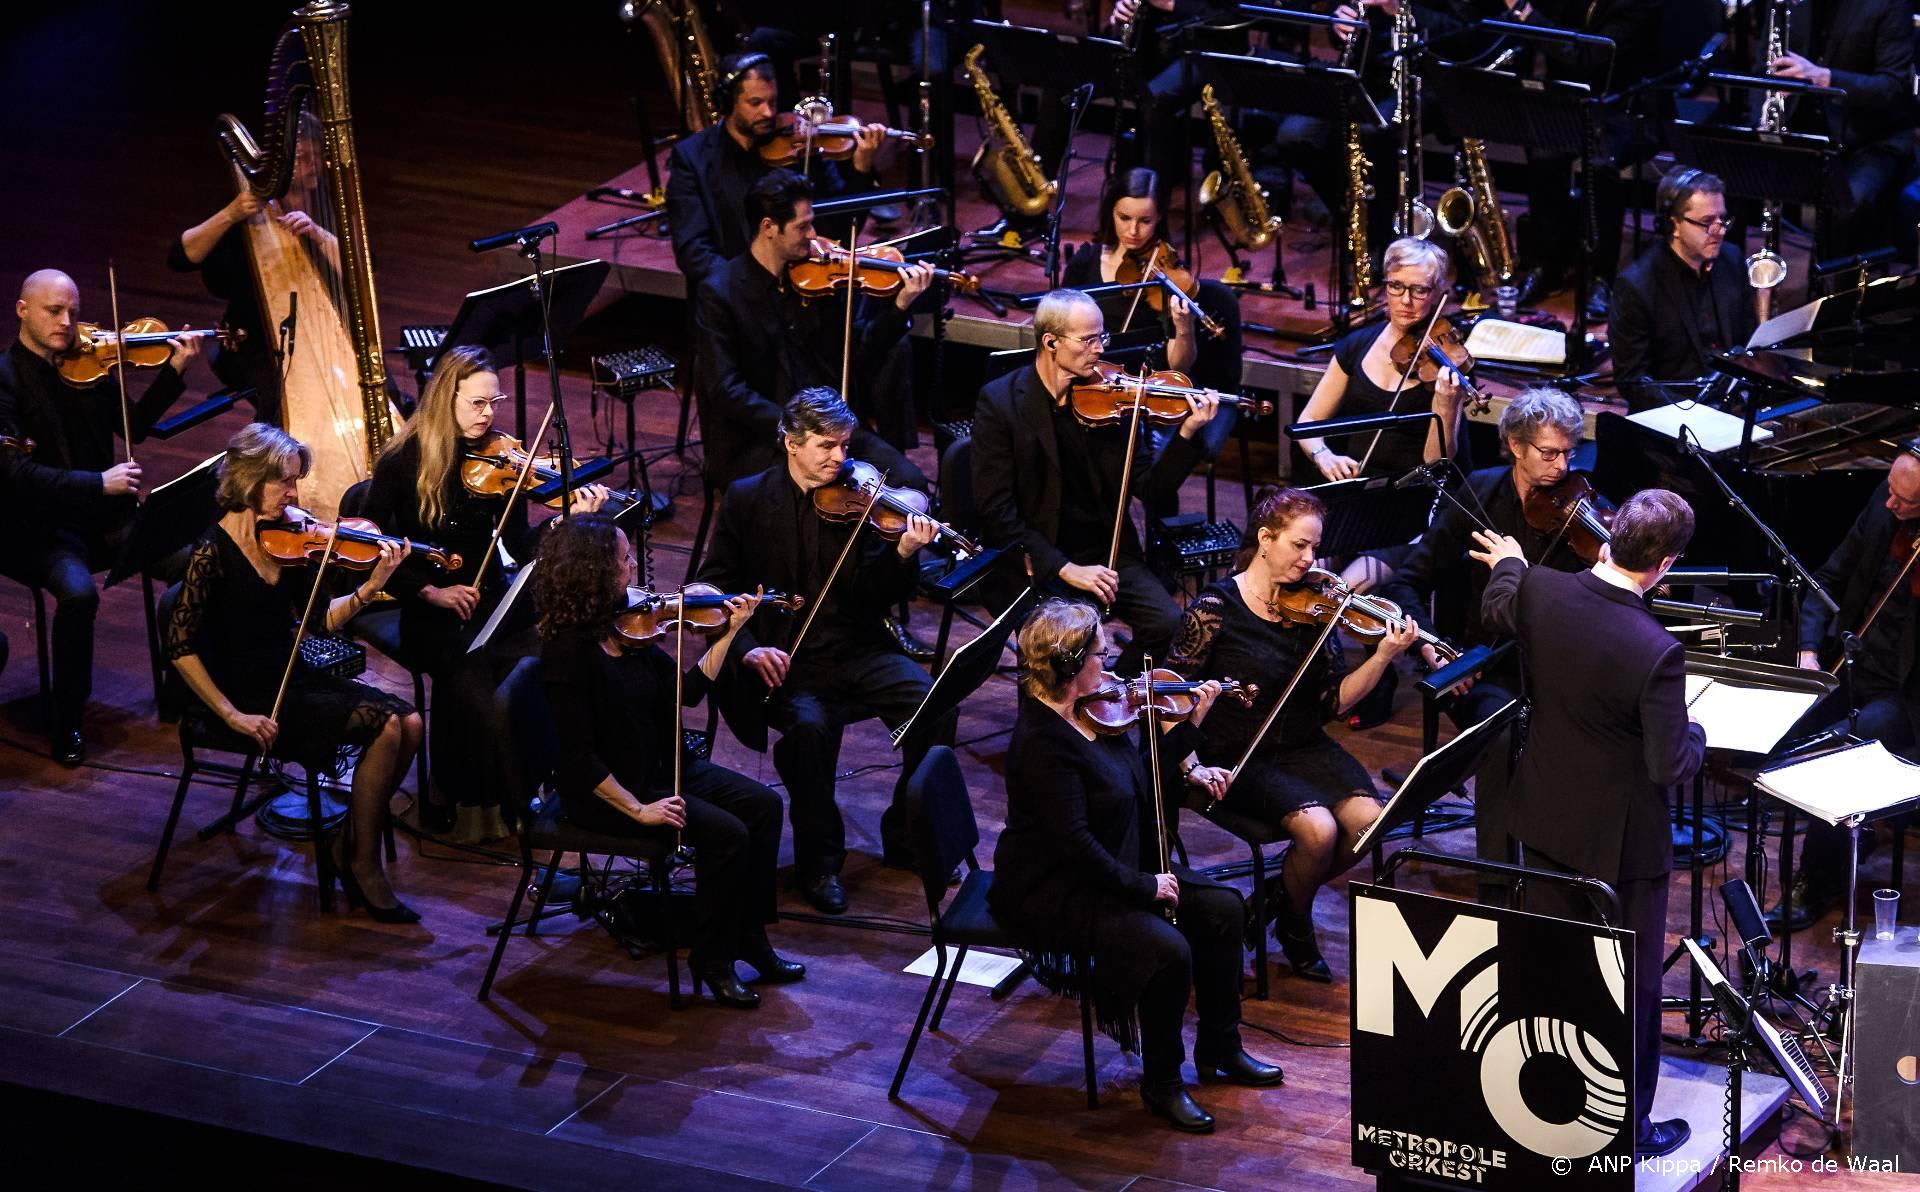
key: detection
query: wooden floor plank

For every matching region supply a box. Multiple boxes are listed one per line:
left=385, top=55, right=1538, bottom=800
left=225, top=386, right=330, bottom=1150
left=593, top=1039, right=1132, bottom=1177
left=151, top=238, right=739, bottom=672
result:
left=61, top=978, right=376, bottom=1085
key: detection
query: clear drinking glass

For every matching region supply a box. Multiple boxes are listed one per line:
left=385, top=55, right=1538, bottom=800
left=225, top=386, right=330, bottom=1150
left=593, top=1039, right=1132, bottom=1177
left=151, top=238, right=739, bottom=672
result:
left=1495, top=284, right=1519, bottom=320
left=1874, top=888, right=1900, bottom=941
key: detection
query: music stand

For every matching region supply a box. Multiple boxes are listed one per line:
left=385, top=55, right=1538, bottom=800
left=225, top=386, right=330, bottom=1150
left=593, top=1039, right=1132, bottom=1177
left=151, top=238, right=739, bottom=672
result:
left=1351, top=698, right=1520, bottom=858
left=432, top=259, right=611, bottom=439
left=1303, top=474, right=1435, bottom=559
left=108, top=452, right=222, bottom=704
left=892, top=584, right=1039, bottom=761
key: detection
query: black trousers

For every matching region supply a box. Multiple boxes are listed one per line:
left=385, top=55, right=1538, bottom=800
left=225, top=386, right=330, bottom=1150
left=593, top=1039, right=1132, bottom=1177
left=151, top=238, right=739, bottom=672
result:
left=565, top=759, right=783, bottom=962
left=767, top=645, right=949, bottom=879
left=1128, top=875, right=1245, bottom=1088
left=0, top=522, right=142, bottom=732
left=1046, top=554, right=1179, bottom=679
left=1523, top=848, right=1670, bottom=1136
left=1447, top=679, right=1522, bottom=881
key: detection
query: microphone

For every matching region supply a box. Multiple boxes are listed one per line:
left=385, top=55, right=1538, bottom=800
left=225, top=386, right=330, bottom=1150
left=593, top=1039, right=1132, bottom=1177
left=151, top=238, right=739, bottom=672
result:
left=470, top=221, right=558, bottom=254
left=1692, top=32, right=1728, bottom=71
left=1063, top=83, right=1095, bottom=107
left=1676, top=423, right=1701, bottom=457
left=1394, top=463, right=1433, bottom=490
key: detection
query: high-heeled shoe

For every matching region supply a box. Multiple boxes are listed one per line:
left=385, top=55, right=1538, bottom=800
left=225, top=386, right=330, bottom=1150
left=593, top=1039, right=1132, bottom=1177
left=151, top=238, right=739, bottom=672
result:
left=331, top=830, right=421, bottom=924
left=1273, top=885, right=1331, bottom=983
left=690, top=958, right=761, bottom=1009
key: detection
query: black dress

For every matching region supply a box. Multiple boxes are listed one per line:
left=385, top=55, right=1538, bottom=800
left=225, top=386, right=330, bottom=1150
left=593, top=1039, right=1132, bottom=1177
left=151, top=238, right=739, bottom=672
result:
left=1060, top=242, right=1245, bottom=404
left=165, top=525, right=411, bottom=772
left=1169, top=577, right=1378, bottom=824
left=1328, top=324, right=1448, bottom=477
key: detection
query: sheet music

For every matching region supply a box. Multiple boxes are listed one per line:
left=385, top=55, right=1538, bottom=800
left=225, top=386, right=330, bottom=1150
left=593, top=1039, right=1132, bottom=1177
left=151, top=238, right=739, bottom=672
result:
left=1627, top=401, right=1772, bottom=454
left=1683, top=677, right=1818, bottom=755
left=1757, top=740, right=1920, bottom=825
left=1462, top=318, right=1564, bottom=365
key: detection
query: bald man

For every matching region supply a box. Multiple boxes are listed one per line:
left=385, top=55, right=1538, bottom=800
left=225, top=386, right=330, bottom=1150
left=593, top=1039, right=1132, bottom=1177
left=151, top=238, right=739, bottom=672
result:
left=0, top=268, right=200, bottom=763
left=1768, top=450, right=1920, bottom=930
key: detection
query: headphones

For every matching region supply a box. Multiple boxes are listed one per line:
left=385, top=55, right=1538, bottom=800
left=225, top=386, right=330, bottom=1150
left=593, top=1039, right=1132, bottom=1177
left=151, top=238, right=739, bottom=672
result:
left=1661, top=167, right=1705, bottom=234
left=712, top=53, right=771, bottom=116
left=1043, top=617, right=1096, bottom=688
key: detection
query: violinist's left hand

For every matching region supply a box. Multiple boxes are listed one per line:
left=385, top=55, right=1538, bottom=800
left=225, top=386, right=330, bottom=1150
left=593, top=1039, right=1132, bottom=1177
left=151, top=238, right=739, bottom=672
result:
left=1177, top=388, right=1220, bottom=439
left=1467, top=529, right=1526, bottom=569
left=723, top=586, right=763, bottom=633
left=167, top=324, right=202, bottom=375
left=573, top=484, right=611, bottom=515
left=895, top=261, right=934, bottom=311
left=368, top=537, right=412, bottom=591
left=1169, top=293, right=1196, bottom=339
left=1433, top=366, right=1461, bottom=412
left=1187, top=678, right=1223, bottom=727
left=1378, top=614, right=1419, bottom=661
left=852, top=123, right=886, bottom=174
left=897, top=512, right=938, bottom=558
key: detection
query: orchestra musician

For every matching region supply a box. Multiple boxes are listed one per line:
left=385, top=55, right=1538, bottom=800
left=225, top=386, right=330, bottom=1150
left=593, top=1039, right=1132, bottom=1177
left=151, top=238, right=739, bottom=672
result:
left=364, top=345, right=611, bottom=839
left=1376, top=389, right=1591, bottom=880
left=534, top=513, right=801, bottom=1008
left=1167, top=487, right=1418, bottom=980
left=1062, top=166, right=1243, bottom=463
left=1767, top=449, right=1920, bottom=931
left=0, top=269, right=202, bottom=765
left=693, top=169, right=930, bottom=493
left=990, top=597, right=1284, bottom=1136
left=1609, top=168, right=1757, bottom=412
left=972, top=288, right=1219, bottom=675
left=695, top=389, right=951, bottom=916
left=1469, top=488, right=1703, bottom=1160
left=166, top=423, right=424, bottom=922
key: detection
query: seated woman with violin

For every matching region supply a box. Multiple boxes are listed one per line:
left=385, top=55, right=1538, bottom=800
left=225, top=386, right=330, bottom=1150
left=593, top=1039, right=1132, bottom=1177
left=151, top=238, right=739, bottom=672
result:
left=535, top=513, right=800, bottom=1008
left=166, top=423, right=425, bottom=922
left=1062, top=167, right=1244, bottom=464
left=990, top=597, right=1284, bottom=1135
left=365, top=344, right=611, bottom=839
left=1167, top=487, right=1420, bottom=981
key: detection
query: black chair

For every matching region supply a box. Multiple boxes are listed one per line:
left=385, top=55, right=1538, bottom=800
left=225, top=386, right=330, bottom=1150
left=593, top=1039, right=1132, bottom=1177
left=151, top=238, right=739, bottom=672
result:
left=477, top=656, right=688, bottom=1008
left=337, top=479, right=431, bottom=807
left=25, top=584, right=53, bottom=731
left=1180, top=797, right=1283, bottom=1001
left=146, top=582, right=335, bottom=911
left=918, top=437, right=1014, bottom=667
left=889, top=746, right=1101, bottom=1108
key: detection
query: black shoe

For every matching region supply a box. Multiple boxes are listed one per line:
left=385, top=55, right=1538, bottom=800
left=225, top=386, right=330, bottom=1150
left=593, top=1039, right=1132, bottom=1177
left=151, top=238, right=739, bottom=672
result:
left=335, top=858, right=422, bottom=924
left=1764, top=874, right=1834, bottom=934
left=1635, top=1117, right=1690, bottom=1158
left=884, top=614, right=936, bottom=662
left=801, top=874, right=848, bottom=915
left=1193, top=1046, right=1285, bottom=1087
left=417, top=795, right=457, bottom=836
left=691, top=959, right=761, bottom=1008
left=52, top=729, right=83, bottom=766
left=1585, top=278, right=1612, bottom=322
left=741, top=939, right=807, bottom=984
left=1275, top=887, right=1333, bottom=983
left=1141, top=1083, right=1216, bottom=1134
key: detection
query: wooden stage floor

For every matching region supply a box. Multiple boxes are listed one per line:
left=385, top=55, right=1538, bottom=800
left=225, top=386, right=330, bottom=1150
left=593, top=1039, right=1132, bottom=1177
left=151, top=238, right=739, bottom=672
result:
left=0, top=4, right=1891, bottom=1188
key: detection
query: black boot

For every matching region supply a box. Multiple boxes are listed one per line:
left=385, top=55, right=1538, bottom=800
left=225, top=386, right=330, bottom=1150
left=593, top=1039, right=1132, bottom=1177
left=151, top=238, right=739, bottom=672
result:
left=691, top=957, right=761, bottom=1009
left=1141, top=1082, right=1216, bottom=1134
left=1274, top=885, right=1332, bottom=983
left=1193, top=1043, right=1285, bottom=1087
left=741, top=929, right=806, bottom=984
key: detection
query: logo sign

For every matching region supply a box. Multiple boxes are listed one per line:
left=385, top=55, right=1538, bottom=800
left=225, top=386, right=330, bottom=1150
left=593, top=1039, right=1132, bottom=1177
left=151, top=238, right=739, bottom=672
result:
left=1350, top=884, right=1634, bottom=1189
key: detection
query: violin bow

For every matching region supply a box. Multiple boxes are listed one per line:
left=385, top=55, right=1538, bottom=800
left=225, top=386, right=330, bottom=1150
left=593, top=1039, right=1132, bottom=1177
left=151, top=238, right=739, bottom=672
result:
left=469, top=398, right=559, bottom=595
left=1836, top=533, right=1920, bottom=675
left=1356, top=297, right=1448, bottom=476
left=769, top=467, right=888, bottom=701
left=106, top=261, right=135, bottom=469
left=1142, top=658, right=1176, bottom=925
left=270, top=517, right=343, bottom=724
left=1103, top=369, right=1149, bottom=609
left=670, top=585, right=696, bottom=866
left=1223, top=589, right=1353, bottom=795
left=839, top=228, right=860, bottom=399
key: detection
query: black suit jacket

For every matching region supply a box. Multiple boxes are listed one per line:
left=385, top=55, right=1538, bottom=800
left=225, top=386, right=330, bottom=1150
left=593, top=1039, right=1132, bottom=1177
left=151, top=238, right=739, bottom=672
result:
left=969, top=363, right=1204, bottom=584
left=1795, top=0, right=1914, bottom=156
left=1798, top=478, right=1917, bottom=685
left=1610, top=241, right=1756, bottom=403
left=1483, top=560, right=1705, bottom=883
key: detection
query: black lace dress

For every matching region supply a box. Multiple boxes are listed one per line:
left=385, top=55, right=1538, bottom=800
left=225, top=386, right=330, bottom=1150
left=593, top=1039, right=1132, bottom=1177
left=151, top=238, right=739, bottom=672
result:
left=1169, top=577, right=1378, bottom=823
left=165, top=525, right=411, bottom=771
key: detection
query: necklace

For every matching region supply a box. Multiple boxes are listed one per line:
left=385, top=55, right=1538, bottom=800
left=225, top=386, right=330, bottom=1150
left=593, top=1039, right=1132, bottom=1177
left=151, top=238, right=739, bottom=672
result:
left=1238, top=570, right=1282, bottom=620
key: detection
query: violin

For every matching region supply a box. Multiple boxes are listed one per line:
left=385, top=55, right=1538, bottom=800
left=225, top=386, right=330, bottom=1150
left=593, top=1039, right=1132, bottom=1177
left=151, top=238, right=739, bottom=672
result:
left=58, top=319, right=245, bottom=387
left=612, top=583, right=805, bottom=648
left=811, top=459, right=982, bottom=557
left=1074, top=669, right=1259, bottom=736
left=757, top=110, right=932, bottom=168
left=1113, top=241, right=1225, bottom=338
left=1387, top=314, right=1492, bottom=416
left=1067, top=361, right=1273, bottom=428
left=1521, top=472, right=1614, bottom=566
left=1270, top=568, right=1461, bottom=664
left=258, top=508, right=462, bottom=572
left=787, top=238, right=982, bottom=300
left=460, top=431, right=647, bottom=512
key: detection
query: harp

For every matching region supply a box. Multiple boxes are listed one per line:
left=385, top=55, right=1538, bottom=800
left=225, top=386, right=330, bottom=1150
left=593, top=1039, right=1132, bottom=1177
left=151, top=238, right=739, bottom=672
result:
left=216, top=1, right=393, bottom=519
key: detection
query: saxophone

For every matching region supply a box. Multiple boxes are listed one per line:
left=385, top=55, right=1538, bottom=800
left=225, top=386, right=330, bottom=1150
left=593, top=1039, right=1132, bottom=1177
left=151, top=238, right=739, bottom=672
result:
left=1197, top=84, right=1281, bottom=268
left=1749, top=1, right=1795, bottom=322
left=624, top=0, right=721, bottom=132
left=965, top=44, right=1056, bottom=221
left=1345, top=122, right=1377, bottom=308
left=1435, top=139, right=1517, bottom=297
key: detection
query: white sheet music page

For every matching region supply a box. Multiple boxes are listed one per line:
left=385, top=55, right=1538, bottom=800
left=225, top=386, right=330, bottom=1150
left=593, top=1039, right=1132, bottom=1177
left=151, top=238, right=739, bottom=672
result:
left=1757, top=741, right=1920, bottom=825
left=1683, top=677, right=1820, bottom=754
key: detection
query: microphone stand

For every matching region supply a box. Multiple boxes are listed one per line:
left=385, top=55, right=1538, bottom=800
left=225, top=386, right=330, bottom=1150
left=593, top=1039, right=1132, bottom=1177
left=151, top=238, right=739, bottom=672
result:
left=1043, top=85, right=1095, bottom=289
left=522, top=228, right=574, bottom=519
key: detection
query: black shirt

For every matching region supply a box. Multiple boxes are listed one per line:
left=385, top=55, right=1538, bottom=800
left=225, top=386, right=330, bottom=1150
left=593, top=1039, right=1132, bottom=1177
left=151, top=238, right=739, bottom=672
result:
left=1049, top=400, right=1111, bottom=558
left=541, top=631, right=709, bottom=808
left=1329, top=323, right=1446, bottom=476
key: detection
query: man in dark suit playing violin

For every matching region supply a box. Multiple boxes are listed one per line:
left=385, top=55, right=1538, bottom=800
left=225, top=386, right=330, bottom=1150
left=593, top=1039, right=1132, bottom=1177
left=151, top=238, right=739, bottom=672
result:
left=697, top=389, right=951, bottom=915
left=971, top=287, right=1218, bottom=677
left=0, top=268, right=200, bottom=764
left=693, top=170, right=930, bottom=492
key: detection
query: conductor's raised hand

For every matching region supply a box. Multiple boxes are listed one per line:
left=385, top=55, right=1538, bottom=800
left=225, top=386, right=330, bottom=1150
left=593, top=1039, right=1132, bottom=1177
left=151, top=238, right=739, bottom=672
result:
left=1467, top=529, right=1526, bottom=569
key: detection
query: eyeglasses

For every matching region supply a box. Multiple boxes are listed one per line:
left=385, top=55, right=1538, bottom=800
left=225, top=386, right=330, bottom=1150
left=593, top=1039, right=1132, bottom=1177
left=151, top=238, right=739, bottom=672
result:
left=1055, top=331, right=1111, bottom=348
left=460, top=395, right=508, bottom=414
left=1677, top=215, right=1733, bottom=232
left=1526, top=443, right=1573, bottom=463
left=1383, top=280, right=1435, bottom=300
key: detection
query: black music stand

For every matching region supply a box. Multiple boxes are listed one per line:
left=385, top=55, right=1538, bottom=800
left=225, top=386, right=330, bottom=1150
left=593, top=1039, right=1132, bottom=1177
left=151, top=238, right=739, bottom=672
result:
left=893, top=585, right=1039, bottom=761
left=1429, top=31, right=1612, bottom=374
left=108, top=452, right=222, bottom=704
left=1667, top=106, right=1841, bottom=287
left=1351, top=699, right=1520, bottom=860
left=1304, top=474, right=1435, bottom=560
left=432, top=259, right=611, bottom=439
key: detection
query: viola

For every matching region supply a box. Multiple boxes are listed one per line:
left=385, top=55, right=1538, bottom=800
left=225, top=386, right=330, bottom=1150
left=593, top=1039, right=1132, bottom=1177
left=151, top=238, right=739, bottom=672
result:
left=459, top=431, right=649, bottom=513
left=1113, top=241, right=1224, bottom=338
left=811, top=459, right=981, bottom=557
left=1074, top=669, right=1258, bottom=736
left=1387, top=314, right=1492, bottom=415
left=756, top=110, right=932, bottom=168
left=257, top=509, right=462, bottom=572
left=612, top=584, right=804, bottom=647
left=1520, top=472, right=1614, bottom=566
left=58, top=319, right=245, bottom=387
left=787, top=238, right=981, bottom=300
left=1270, top=568, right=1461, bottom=663
left=1066, top=361, right=1273, bottom=429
